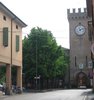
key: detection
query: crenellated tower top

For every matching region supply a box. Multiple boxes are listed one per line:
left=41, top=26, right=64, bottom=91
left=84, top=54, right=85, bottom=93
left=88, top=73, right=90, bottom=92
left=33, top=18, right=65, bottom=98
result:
left=67, top=8, right=88, bottom=20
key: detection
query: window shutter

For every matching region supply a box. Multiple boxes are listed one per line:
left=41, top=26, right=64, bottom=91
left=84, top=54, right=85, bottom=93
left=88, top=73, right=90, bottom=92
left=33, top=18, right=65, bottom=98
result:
left=16, top=35, right=19, bottom=52
left=3, top=27, right=8, bottom=47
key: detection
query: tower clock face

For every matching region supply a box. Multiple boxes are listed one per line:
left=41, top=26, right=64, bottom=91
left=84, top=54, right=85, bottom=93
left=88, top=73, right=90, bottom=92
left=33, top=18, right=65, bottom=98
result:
left=75, top=25, right=85, bottom=36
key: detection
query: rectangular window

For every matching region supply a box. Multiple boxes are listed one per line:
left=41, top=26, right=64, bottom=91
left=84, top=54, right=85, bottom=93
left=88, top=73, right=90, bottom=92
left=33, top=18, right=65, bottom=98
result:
left=75, top=56, right=77, bottom=67
left=16, top=35, right=19, bottom=52
left=16, top=25, right=18, bottom=29
left=3, top=16, right=6, bottom=21
left=3, top=27, right=8, bottom=47
left=86, top=56, right=88, bottom=67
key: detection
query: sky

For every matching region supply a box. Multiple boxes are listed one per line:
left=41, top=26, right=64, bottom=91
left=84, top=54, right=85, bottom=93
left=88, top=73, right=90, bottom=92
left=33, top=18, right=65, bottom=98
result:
left=0, top=0, right=86, bottom=49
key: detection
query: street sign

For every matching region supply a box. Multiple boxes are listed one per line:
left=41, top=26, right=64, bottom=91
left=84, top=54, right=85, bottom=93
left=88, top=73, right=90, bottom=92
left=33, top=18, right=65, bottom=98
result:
left=79, top=64, right=84, bottom=69
left=34, top=76, right=40, bottom=79
left=88, top=61, right=92, bottom=68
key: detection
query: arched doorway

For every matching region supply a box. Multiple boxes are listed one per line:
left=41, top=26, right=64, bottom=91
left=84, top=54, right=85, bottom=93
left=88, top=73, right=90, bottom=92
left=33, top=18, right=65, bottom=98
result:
left=76, top=72, right=89, bottom=88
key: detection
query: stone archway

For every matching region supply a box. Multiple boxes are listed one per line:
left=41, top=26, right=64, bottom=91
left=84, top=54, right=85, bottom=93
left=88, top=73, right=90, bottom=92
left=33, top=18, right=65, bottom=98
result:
left=75, top=72, right=90, bottom=88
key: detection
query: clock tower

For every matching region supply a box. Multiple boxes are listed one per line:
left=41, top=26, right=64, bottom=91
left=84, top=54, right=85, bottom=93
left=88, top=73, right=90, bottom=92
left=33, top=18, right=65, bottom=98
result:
left=67, top=8, right=92, bottom=88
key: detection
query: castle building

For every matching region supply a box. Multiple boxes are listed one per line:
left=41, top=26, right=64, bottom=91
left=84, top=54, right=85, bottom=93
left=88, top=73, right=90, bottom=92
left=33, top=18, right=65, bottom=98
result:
left=0, top=2, right=27, bottom=94
left=67, top=8, right=92, bottom=88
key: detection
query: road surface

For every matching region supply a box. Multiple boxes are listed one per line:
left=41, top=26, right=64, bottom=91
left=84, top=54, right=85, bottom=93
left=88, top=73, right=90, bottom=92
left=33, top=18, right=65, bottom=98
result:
left=1, top=89, right=91, bottom=100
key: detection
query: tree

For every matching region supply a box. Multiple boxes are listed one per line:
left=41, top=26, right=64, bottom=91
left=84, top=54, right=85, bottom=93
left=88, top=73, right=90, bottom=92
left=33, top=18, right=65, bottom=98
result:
left=0, top=67, right=6, bottom=84
left=23, top=27, right=69, bottom=88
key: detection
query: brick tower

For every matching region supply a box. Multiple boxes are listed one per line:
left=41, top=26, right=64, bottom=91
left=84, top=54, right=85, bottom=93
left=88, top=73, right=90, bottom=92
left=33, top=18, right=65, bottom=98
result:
left=67, top=8, right=92, bottom=88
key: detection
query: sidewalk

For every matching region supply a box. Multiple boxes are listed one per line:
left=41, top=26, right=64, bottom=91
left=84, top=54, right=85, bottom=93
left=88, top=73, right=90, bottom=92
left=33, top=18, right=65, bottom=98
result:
left=87, top=90, right=94, bottom=100
left=0, top=91, right=7, bottom=100
left=0, top=89, right=94, bottom=100
left=0, top=91, right=3, bottom=96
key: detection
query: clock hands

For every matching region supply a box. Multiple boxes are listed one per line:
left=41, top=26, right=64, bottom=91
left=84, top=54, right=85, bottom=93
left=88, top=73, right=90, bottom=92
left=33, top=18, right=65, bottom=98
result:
left=79, top=27, right=84, bottom=32
left=75, top=25, right=85, bottom=36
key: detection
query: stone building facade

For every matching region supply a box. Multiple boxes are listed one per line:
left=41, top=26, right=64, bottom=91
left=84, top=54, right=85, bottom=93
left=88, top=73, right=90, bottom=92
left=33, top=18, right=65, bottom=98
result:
left=0, top=2, right=27, bottom=94
left=67, top=8, right=92, bottom=88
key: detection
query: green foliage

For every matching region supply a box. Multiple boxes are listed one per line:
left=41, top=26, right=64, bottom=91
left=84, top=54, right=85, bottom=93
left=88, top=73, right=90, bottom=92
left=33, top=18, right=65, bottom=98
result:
left=0, top=67, right=6, bottom=84
left=0, top=75, right=5, bottom=84
left=23, top=27, right=69, bottom=82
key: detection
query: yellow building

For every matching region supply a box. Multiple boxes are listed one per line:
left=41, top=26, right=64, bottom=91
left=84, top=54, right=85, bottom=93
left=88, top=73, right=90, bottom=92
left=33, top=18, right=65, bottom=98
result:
left=0, top=2, right=27, bottom=94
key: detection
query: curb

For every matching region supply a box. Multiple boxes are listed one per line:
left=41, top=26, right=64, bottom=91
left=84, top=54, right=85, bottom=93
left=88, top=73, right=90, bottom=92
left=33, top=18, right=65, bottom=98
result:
left=84, top=95, right=88, bottom=100
left=86, top=91, right=94, bottom=100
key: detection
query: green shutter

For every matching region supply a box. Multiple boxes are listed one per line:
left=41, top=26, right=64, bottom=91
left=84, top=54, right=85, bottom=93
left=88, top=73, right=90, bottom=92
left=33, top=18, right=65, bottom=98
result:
left=16, top=35, right=19, bottom=52
left=3, top=27, right=8, bottom=47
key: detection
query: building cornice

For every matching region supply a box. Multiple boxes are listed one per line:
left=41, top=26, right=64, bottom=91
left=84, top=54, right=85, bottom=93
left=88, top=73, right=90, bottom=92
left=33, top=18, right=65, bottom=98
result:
left=0, top=2, right=27, bottom=27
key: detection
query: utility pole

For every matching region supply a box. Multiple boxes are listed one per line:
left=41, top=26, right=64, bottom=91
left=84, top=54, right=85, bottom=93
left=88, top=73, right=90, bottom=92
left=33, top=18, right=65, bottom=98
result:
left=36, top=35, right=38, bottom=90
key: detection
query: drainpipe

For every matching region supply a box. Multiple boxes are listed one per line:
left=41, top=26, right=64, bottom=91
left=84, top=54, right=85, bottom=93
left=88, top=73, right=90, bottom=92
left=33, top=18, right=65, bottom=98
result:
left=6, top=17, right=16, bottom=95
left=5, top=18, right=13, bottom=95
